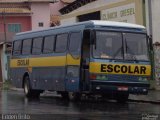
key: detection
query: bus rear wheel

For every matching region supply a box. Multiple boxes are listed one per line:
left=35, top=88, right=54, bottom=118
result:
left=68, top=92, right=81, bottom=101
left=60, top=92, right=69, bottom=99
left=24, top=76, right=40, bottom=98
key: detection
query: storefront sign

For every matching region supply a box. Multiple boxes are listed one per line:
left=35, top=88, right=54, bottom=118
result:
left=101, top=3, right=136, bottom=23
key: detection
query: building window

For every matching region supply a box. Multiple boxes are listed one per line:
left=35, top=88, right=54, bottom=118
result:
left=8, top=24, right=21, bottom=33
left=38, top=22, right=44, bottom=27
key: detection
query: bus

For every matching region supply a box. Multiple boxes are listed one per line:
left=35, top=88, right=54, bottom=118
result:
left=10, top=20, right=152, bottom=102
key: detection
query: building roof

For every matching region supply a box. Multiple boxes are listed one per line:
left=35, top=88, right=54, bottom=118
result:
left=0, top=0, right=26, bottom=3
left=0, top=0, right=53, bottom=3
left=61, top=0, right=75, bottom=4
left=27, top=0, right=54, bottom=3
left=0, top=7, right=32, bottom=14
left=59, top=0, right=96, bottom=14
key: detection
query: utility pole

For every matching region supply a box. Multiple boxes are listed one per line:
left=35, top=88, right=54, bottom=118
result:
left=145, top=0, right=152, bottom=36
left=2, top=9, right=7, bottom=43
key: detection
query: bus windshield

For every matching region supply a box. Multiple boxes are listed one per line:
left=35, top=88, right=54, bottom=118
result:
left=93, top=31, right=149, bottom=61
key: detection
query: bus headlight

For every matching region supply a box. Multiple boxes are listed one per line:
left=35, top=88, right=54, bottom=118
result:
left=97, top=75, right=108, bottom=80
left=90, top=74, right=108, bottom=80
left=138, top=77, right=149, bottom=82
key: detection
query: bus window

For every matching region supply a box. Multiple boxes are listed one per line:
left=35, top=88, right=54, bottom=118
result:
left=93, top=31, right=123, bottom=59
left=13, top=40, right=22, bottom=55
left=32, top=37, right=43, bottom=55
left=43, top=36, right=55, bottom=54
left=124, top=33, right=149, bottom=61
left=55, top=33, right=68, bottom=53
left=69, top=32, right=81, bottom=55
left=22, top=39, right=32, bottom=55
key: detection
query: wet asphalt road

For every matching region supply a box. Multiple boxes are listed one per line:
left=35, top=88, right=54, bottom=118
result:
left=0, top=90, right=160, bottom=120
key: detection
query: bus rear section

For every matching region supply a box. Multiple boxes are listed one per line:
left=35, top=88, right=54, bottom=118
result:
left=84, top=29, right=151, bottom=102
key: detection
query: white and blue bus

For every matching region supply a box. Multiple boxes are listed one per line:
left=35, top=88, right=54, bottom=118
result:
left=10, top=20, right=151, bottom=102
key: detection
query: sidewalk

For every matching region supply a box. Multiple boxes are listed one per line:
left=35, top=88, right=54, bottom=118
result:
left=129, top=90, right=160, bottom=104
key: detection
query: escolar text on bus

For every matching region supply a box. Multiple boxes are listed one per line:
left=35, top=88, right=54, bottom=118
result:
left=17, top=59, right=29, bottom=66
left=101, top=64, right=146, bottom=74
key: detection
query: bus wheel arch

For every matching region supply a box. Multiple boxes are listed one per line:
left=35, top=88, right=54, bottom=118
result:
left=23, top=72, right=43, bottom=98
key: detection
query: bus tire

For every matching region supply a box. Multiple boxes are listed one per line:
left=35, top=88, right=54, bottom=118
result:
left=115, top=93, right=129, bottom=103
left=69, top=92, right=81, bottom=101
left=24, top=76, right=40, bottom=98
left=60, top=92, right=69, bottom=99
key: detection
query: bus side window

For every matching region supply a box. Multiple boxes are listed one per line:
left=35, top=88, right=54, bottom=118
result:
left=69, top=32, right=81, bottom=57
left=32, top=37, right=43, bottom=55
left=55, top=33, right=68, bottom=53
left=43, top=35, right=55, bottom=54
left=22, top=39, right=32, bottom=55
left=13, top=40, right=22, bottom=56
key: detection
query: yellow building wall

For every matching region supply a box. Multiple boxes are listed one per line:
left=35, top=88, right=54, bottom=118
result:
left=60, top=0, right=144, bottom=25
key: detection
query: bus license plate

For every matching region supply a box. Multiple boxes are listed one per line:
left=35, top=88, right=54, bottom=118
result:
left=118, top=86, right=128, bottom=91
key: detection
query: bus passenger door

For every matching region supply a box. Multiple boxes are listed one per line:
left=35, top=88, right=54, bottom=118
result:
left=81, top=30, right=90, bottom=91
left=66, top=32, right=82, bottom=92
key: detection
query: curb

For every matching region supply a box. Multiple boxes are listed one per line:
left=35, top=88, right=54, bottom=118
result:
left=9, top=87, right=23, bottom=91
left=128, top=99, right=160, bottom=104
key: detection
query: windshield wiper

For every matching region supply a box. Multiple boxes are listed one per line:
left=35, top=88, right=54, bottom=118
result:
left=113, top=46, right=123, bottom=59
left=124, top=38, right=137, bottom=61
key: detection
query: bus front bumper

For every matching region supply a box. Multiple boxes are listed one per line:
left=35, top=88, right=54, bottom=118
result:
left=90, top=81, right=150, bottom=95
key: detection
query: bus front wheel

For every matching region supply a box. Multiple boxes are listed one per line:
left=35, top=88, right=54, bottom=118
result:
left=68, top=92, right=81, bottom=101
left=115, top=92, right=129, bottom=103
left=24, top=76, right=40, bottom=98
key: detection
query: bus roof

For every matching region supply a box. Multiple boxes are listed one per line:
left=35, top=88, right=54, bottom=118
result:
left=16, top=20, right=145, bottom=36
left=92, top=20, right=145, bottom=29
